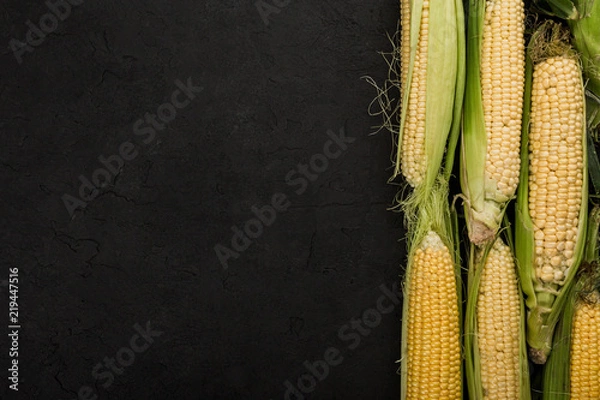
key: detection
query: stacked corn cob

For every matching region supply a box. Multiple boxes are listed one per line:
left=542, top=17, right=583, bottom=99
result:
left=368, top=0, right=600, bottom=398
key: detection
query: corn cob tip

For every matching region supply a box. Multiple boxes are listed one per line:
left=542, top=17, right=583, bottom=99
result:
left=529, top=347, right=548, bottom=365
left=420, top=230, right=445, bottom=250
left=529, top=21, right=577, bottom=65
left=465, top=198, right=503, bottom=245
left=468, top=217, right=496, bottom=246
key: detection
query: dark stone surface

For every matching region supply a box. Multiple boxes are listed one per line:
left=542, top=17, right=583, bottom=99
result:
left=1, top=1, right=404, bottom=398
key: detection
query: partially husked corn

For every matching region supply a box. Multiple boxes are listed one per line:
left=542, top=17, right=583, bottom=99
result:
left=406, top=231, right=461, bottom=399
left=528, top=56, right=584, bottom=284
left=476, top=239, right=521, bottom=399
left=400, top=0, right=429, bottom=187
left=460, top=0, right=525, bottom=245
left=394, top=0, right=462, bottom=194
left=481, top=0, right=525, bottom=198
left=570, top=293, right=600, bottom=399
left=516, top=22, right=589, bottom=365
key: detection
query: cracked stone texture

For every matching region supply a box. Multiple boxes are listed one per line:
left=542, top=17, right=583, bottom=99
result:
left=1, top=0, right=404, bottom=398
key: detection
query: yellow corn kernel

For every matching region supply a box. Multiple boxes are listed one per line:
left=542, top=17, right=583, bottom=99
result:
left=406, top=231, right=461, bottom=399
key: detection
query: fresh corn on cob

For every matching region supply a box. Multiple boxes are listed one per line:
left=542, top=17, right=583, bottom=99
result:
left=543, top=206, right=600, bottom=400
left=461, top=0, right=526, bottom=244
left=395, top=0, right=465, bottom=196
left=542, top=278, right=599, bottom=400
left=570, top=291, right=600, bottom=399
left=570, top=206, right=600, bottom=399
left=515, top=21, right=588, bottom=364
left=476, top=240, right=526, bottom=399
left=528, top=54, right=585, bottom=285
left=400, top=177, right=462, bottom=399
left=465, top=237, right=530, bottom=400
left=399, top=0, right=428, bottom=187
left=404, top=230, right=461, bottom=399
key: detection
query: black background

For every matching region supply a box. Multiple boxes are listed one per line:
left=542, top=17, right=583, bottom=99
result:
left=1, top=0, right=405, bottom=399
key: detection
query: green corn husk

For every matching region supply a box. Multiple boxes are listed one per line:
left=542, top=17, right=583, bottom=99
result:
left=392, top=0, right=465, bottom=212
left=569, top=0, right=600, bottom=132
left=543, top=205, right=600, bottom=400
left=460, top=0, right=525, bottom=245
left=364, top=0, right=465, bottom=225
left=464, top=222, right=531, bottom=400
left=515, top=21, right=589, bottom=364
left=541, top=277, right=577, bottom=400
left=584, top=205, right=600, bottom=262
left=530, top=0, right=583, bottom=19
left=529, top=0, right=593, bottom=19
left=365, top=0, right=465, bottom=212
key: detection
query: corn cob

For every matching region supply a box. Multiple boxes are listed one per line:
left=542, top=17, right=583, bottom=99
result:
left=465, top=236, right=530, bottom=400
left=529, top=54, right=585, bottom=285
left=542, top=277, right=600, bottom=400
left=543, top=206, right=600, bottom=400
left=515, top=21, right=588, bottom=364
left=395, top=0, right=464, bottom=197
left=480, top=0, right=525, bottom=197
left=399, top=0, right=428, bottom=187
left=399, top=176, right=462, bottom=399
left=404, top=230, right=461, bottom=399
left=461, top=0, right=525, bottom=244
left=570, top=291, right=600, bottom=399
left=570, top=206, right=600, bottom=399
left=477, top=240, right=526, bottom=399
